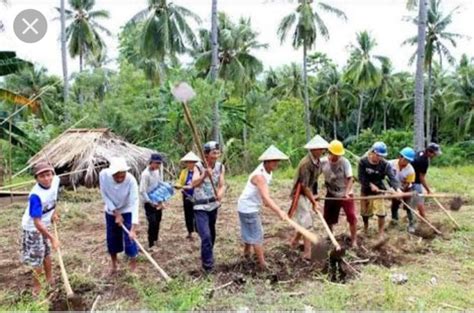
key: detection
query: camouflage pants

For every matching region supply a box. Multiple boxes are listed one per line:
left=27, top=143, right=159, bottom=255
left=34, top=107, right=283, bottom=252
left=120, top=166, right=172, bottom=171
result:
left=21, top=230, right=50, bottom=267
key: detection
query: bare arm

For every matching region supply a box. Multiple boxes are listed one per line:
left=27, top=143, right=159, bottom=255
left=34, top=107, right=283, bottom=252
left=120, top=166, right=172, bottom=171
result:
left=252, top=175, right=288, bottom=220
left=33, top=218, right=59, bottom=250
left=345, top=177, right=354, bottom=197
left=191, top=165, right=207, bottom=188
left=419, top=173, right=431, bottom=194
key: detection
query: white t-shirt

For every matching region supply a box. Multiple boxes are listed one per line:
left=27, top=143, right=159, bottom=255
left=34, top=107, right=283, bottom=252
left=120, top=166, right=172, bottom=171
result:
left=22, top=176, right=60, bottom=231
left=237, top=163, right=272, bottom=213
left=389, top=159, right=416, bottom=185
left=320, top=157, right=353, bottom=197
left=99, top=169, right=139, bottom=224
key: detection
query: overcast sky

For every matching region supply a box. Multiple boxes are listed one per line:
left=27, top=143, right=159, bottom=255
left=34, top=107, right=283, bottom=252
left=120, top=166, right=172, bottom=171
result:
left=1, top=0, right=473, bottom=76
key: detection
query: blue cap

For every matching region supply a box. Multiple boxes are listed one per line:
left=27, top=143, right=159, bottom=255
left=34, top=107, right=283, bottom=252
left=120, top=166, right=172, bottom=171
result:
left=150, top=153, right=162, bottom=163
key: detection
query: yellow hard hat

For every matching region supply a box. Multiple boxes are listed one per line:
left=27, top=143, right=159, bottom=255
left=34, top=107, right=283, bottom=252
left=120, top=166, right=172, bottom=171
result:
left=328, top=140, right=345, bottom=156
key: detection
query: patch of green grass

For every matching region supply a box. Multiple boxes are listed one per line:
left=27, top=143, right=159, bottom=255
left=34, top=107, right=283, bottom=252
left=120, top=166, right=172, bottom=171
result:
left=429, top=166, right=474, bottom=198
left=0, top=291, right=49, bottom=312
left=131, top=276, right=211, bottom=311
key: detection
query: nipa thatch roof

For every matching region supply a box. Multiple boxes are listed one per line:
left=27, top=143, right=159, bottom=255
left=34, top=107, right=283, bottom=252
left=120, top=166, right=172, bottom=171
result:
left=28, top=128, right=158, bottom=187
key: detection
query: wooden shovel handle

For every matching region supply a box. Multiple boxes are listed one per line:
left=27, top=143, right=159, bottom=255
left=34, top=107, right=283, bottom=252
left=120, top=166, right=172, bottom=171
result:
left=283, top=217, right=319, bottom=245
left=433, top=198, right=460, bottom=229
left=120, top=225, right=172, bottom=282
left=312, top=205, right=342, bottom=250
left=400, top=199, right=442, bottom=235
left=53, top=222, right=74, bottom=297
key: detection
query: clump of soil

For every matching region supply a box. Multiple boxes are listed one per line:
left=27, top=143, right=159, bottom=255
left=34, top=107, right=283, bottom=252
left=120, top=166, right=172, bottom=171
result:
left=49, top=292, right=88, bottom=311
left=449, top=197, right=463, bottom=211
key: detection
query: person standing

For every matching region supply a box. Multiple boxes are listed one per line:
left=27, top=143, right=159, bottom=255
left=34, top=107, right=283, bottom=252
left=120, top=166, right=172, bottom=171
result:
left=139, top=153, right=164, bottom=251
left=412, top=143, right=442, bottom=218
left=192, top=141, right=226, bottom=273
left=21, top=161, right=60, bottom=296
left=320, top=140, right=358, bottom=248
left=390, top=147, right=417, bottom=233
left=358, top=142, right=401, bottom=240
left=100, top=157, right=139, bottom=274
left=290, top=135, right=328, bottom=260
left=237, top=145, right=289, bottom=271
left=177, top=151, right=200, bottom=240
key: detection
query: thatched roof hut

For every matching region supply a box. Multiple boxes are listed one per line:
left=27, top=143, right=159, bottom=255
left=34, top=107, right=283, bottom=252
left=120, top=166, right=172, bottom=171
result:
left=28, top=128, right=160, bottom=188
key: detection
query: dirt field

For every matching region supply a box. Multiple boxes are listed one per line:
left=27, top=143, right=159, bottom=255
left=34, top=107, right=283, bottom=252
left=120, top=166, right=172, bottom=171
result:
left=0, top=174, right=473, bottom=311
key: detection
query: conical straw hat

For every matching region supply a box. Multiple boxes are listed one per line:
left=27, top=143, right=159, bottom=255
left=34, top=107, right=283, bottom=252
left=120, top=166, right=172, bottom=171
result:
left=180, top=151, right=201, bottom=162
left=304, top=135, right=329, bottom=149
left=258, top=145, right=289, bottom=161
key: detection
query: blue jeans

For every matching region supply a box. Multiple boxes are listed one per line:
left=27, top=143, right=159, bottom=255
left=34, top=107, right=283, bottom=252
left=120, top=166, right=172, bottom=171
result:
left=105, top=212, right=138, bottom=257
left=194, top=208, right=218, bottom=271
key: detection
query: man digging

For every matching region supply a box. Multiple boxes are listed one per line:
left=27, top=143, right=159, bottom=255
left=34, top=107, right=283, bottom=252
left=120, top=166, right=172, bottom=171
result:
left=140, top=153, right=164, bottom=251
left=290, top=135, right=328, bottom=260
left=320, top=140, right=358, bottom=248
left=21, top=161, right=60, bottom=296
left=358, top=142, right=401, bottom=241
left=412, top=143, right=442, bottom=218
left=390, top=147, right=417, bottom=233
left=100, top=157, right=139, bottom=275
left=237, top=145, right=289, bottom=271
left=192, top=141, right=226, bottom=273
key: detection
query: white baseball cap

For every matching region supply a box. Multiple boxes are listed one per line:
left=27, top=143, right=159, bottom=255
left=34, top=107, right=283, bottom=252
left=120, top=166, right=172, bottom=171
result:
left=108, top=157, right=130, bottom=174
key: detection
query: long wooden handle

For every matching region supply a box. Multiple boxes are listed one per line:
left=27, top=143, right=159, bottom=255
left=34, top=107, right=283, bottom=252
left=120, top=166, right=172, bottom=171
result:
left=181, top=102, right=218, bottom=198
left=312, top=206, right=341, bottom=250
left=283, top=217, right=319, bottom=244
left=121, top=225, right=172, bottom=282
left=432, top=198, right=460, bottom=229
left=53, top=223, right=74, bottom=297
left=400, top=199, right=442, bottom=235
left=320, top=192, right=458, bottom=201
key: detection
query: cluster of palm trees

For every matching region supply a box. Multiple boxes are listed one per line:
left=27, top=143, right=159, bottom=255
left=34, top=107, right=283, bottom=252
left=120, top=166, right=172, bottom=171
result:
left=1, top=0, right=472, bottom=153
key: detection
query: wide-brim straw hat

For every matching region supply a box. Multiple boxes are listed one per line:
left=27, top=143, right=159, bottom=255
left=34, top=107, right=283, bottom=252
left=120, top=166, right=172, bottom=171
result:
left=304, top=135, right=329, bottom=150
left=258, top=145, right=289, bottom=161
left=180, top=151, right=201, bottom=162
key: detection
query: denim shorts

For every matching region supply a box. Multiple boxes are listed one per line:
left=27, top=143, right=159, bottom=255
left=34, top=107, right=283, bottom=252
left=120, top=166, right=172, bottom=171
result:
left=238, top=211, right=263, bottom=245
left=413, top=184, right=424, bottom=206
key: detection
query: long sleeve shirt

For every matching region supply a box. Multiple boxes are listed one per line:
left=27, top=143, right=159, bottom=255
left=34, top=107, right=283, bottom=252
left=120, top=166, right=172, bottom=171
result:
left=99, top=169, right=139, bottom=224
left=358, top=156, right=400, bottom=195
left=139, top=167, right=162, bottom=204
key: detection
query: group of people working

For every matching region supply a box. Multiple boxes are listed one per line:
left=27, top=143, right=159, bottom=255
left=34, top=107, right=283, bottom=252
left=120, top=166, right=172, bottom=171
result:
left=19, top=136, right=441, bottom=294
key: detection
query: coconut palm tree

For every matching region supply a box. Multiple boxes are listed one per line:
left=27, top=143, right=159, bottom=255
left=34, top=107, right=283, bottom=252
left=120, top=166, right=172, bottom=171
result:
left=129, top=0, right=201, bottom=63
left=210, top=0, right=220, bottom=141
left=272, top=63, right=305, bottom=99
left=404, top=0, right=467, bottom=144
left=315, top=66, right=355, bottom=138
left=410, top=0, right=428, bottom=150
left=60, top=0, right=69, bottom=100
left=344, top=31, right=384, bottom=138
left=59, top=0, right=111, bottom=72
left=3, top=67, right=62, bottom=122
left=194, top=14, right=267, bottom=92
left=277, top=0, right=346, bottom=141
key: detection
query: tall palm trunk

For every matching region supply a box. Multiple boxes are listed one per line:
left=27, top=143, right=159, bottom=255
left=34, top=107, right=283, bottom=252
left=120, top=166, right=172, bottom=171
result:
left=210, top=0, right=220, bottom=142
left=333, top=116, right=337, bottom=139
left=356, top=92, right=364, bottom=138
left=78, top=49, right=84, bottom=105
left=426, top=61, right=432, bottom=145
left=383, top=102, right=387, bottom=131
left=414, top=0, right=428, bottom=151
left=302, top=43, right=311, bottom=141
left=60, top=0, right=69, bottom=101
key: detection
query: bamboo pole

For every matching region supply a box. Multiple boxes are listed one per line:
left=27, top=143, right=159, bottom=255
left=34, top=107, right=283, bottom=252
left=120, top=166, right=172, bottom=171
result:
left=53, top=222, right=75, bottom=298
left=181, top=102, right=218, bottom=198
left=0, top=166, right=103, bottom=191
left=120, top=225, right=172, bottom=282
left=400, top=199, right=442, bottom=235
left=432, top=198, right=460, bottom=229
